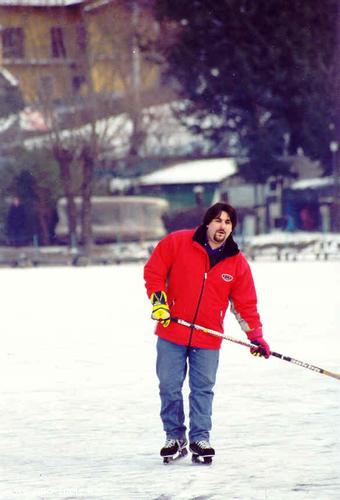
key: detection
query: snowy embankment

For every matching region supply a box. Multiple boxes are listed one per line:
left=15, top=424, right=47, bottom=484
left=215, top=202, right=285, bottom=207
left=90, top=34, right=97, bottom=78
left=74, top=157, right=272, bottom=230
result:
left=0, top=262, right=339, bottom=499
left=242, top=231, right=340, bottom=261
left=1, top=231, right=340, bottom=268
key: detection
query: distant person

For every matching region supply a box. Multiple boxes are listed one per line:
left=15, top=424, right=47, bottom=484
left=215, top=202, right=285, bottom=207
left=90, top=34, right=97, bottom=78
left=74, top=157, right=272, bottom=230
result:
left=144, top=202, right=270, bottom=464
left=286, top=214, right=296, bottom=232
left=299, top=206, right=316, bottom=231
left=48, top=206, right=59, bottom=244
left=6, top=197, right=28, bottom=246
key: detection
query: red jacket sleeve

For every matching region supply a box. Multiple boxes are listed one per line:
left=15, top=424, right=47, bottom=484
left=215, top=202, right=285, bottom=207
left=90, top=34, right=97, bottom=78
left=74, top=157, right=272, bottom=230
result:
left=143, top=233, right=175, bottom=298
left=229, top=254, right=262, bottom=333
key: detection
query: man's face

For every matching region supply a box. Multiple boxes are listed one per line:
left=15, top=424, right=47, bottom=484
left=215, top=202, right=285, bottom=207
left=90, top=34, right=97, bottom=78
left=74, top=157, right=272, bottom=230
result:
left=206, top=210, right=233, bottom=248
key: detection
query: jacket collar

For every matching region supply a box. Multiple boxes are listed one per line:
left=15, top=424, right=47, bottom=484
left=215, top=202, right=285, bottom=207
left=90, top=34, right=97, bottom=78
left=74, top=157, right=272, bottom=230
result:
left=193, top=224, right=240, bottom=258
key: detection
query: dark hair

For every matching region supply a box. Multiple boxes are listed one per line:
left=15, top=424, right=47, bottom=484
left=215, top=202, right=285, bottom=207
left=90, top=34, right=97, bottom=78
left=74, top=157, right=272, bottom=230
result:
left=203, top=202, right=237, bottom=229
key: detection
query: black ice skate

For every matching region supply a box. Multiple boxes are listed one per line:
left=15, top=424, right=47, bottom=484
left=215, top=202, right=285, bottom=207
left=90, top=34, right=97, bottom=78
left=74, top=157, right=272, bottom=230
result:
left=189, top=440, right=215, bottom=464
left=160, top=438, right=188, bottom=464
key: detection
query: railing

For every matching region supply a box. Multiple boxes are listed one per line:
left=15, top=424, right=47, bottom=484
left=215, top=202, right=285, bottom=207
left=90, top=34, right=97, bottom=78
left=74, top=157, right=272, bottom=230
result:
left=242, top=232, right=340, bottom=261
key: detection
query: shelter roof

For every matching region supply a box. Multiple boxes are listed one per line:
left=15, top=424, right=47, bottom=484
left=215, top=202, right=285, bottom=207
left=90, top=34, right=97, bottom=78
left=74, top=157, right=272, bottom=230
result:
left=138, top=158, right=237, bottom=186
left=291, top=177, right=333, bottom=190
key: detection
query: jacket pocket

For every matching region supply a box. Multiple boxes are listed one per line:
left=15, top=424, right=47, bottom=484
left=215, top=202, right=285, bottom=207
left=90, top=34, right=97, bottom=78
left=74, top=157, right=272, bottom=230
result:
left=168, top=297, right=176, bottom=313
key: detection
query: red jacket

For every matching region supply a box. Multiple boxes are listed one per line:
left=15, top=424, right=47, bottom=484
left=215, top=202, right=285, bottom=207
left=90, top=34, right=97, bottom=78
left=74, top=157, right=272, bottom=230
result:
left=144, top=227, right=262, bottom=349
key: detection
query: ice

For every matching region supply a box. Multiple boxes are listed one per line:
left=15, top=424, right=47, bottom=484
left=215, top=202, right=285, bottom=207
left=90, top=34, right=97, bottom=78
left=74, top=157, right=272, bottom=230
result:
left=0, top=261, right=339, bottom=499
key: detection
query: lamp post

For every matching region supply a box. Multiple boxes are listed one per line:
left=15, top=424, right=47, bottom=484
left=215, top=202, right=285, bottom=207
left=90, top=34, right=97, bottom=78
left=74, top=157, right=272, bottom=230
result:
left=330, top=141, right=340, bottom=232
left=331, top=2, right=340, bottom=232
left=0, top=24, right=2, bottom=68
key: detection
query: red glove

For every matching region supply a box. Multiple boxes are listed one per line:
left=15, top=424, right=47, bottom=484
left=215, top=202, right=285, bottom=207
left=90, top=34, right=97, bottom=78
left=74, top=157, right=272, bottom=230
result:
left=247, top=327, right=271, bottom=359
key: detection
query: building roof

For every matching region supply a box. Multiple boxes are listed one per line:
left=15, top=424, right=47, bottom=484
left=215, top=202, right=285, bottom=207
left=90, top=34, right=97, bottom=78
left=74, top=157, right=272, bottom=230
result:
left=138, top=158, right=237, bottom=186
left=0, top=0, right=82, bottom=6
left=291, top=177, right=333, bottom=190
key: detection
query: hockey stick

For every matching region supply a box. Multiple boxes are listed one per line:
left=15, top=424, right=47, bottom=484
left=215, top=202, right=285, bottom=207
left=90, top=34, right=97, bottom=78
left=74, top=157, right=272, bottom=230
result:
left=171, top=317, right=340, bottom=381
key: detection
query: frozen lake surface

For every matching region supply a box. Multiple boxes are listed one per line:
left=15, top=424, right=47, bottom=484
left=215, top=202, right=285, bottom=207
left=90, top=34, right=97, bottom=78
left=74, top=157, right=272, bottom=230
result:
left=0, top=261, right=339, bottom=499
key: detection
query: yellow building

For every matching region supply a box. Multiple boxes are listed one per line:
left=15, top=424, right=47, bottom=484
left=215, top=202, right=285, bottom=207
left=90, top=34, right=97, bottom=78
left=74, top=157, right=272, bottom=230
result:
left=0, top=0, right=160, bottom=104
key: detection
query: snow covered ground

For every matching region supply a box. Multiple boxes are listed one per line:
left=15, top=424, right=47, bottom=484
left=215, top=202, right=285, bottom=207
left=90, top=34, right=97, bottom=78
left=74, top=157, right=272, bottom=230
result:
left=0, top=261, right=339, bottom=500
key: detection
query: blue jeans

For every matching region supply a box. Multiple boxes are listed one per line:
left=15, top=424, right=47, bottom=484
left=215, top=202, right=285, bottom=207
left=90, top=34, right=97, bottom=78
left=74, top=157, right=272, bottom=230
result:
left=156, top=337, right=220, bottom=442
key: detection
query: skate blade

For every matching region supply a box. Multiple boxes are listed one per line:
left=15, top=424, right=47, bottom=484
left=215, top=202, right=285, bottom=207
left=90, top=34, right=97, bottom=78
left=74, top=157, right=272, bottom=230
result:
left=191, top=454, right=213, bottom=465
left=163, top=448, right=188, bottom=464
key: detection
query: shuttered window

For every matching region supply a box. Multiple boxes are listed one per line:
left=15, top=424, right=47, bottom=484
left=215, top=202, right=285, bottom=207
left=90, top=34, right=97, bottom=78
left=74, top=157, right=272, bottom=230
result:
left=51, top=27, right=67, bottom=58
left=2, top=27, right=24, bottom=58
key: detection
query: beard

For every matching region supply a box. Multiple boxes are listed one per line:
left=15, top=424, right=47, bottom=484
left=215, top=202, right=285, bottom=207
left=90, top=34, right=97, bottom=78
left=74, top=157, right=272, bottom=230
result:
left=213, top=231, right=226, bottom=243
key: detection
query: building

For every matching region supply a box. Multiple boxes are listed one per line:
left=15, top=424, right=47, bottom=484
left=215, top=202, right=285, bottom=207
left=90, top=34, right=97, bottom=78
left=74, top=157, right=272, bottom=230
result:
left=283, top=177, right=335, bottom=233
left=131, top=158, right=239, bottom=233
left=0, top=66, right=23, bottom=115
left=136, top=158, right=237, bottom=211
left=0, top=0, right=160, bottom=104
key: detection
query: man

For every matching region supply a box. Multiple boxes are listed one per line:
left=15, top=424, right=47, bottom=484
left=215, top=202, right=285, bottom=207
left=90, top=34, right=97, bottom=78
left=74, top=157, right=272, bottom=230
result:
left=144, top=202, right=270, bottom=464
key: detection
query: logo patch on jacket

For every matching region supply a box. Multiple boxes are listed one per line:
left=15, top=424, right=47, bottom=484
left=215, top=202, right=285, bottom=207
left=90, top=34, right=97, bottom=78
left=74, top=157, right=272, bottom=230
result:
left=221, top=273, right=233, bottom=282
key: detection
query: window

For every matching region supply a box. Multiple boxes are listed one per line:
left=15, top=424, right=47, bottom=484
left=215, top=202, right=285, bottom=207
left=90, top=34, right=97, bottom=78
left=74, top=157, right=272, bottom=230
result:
left=72, top=75, right=86, bottom=93
left=2, top=27, right=24, bottom=59
left=76, top=24, right=87, bottom=53
left=38, top=75, right=54, bottom=100
left=50, top=27, right=67, bottom=58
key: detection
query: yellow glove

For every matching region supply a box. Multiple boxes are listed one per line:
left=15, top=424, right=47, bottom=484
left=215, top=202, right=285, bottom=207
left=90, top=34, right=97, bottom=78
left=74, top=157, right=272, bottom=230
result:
left=151, top=291, right=170, bottom=327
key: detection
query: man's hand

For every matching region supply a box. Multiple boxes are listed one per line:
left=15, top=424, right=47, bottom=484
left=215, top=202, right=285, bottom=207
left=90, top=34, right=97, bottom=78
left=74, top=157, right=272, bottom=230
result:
left=247, top=327, right=270, bottom=358
left=151, top=291, right=170, bottom=327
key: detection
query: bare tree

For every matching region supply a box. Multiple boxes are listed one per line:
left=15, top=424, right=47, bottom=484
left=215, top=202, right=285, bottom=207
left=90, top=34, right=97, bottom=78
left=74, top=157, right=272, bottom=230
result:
left=18, top=0, right=162, bottom=253
left=8, top=0, right=179, bottom=253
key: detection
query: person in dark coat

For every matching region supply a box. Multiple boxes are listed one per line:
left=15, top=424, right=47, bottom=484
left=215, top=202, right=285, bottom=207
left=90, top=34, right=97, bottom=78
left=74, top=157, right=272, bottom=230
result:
left=6, top=197, right=28, bottom=246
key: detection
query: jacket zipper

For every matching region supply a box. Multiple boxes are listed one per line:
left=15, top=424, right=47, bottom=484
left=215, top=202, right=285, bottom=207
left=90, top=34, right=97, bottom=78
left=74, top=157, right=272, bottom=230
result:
left=188, top=271, right=207, bottom=347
